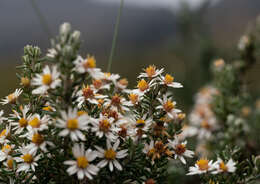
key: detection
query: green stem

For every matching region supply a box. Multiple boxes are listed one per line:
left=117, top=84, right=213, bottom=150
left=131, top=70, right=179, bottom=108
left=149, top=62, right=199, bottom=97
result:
left=107, top=0, right=124, bottom=72
left=29, top=0, right=52, bottom=38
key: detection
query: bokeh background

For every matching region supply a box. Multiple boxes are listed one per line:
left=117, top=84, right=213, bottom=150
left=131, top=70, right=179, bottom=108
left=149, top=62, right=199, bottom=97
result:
left=1, top=0, right=260, bottom=111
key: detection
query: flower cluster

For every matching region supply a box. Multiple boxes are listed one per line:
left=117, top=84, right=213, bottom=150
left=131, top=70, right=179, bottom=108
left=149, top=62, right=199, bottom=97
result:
left=0, top=23, right=193, bottom=183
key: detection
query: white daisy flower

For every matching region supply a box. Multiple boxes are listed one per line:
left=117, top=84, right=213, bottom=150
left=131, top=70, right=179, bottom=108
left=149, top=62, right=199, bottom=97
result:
left=128, top=114, right=153, bottom=140
left=75, top=85, right=107, bottom=107
left=73, top=55, right=102, bottom=77
left=159, top=74, right=183, bottom=88
left=143, top=140, right=156, bottom=164
left=0, top=125, right=11, bottom=144
left=15, top=146, right=40, bottom=172
left=90, top=114, right=118, bottom=141
left=91, top=79, right=111, bottom=91
left=3, top=156, right=14, bottom=170
left=128, top=92, right=141, bottom=106
left=64, top=143, right=99, bottom=180
left=99, top=72, right=120, bottom=84
left=1, top=89, right=23, bottom=105
left=212, top=158, right=236, bottom=174
left=116, top=117, right=135, bottom=139
left=138, top=65, right=164, bottom=78
left=31, top=65, right=61, bottom=95
left=10, top=105, right=31, bottom=134
left=167, top=138, right=194, bottom=164
left=157, top=95, right=182, bottom=119
left=27, top=114, right=49, bottom=132
left=95, top=139, right=128, bottom=172
left=104, top=94, right=131, bottom=112
left=132, top=79, right=151, bottom=97
left=0, top=110, right=7, bottom=124
left=187, top=158, right=216, bottom=175
left=26, top=130, right=54, bottom=152
left=0, top=144, right=15, bottom=162
left=115, top=78, right=128, bottom=90
left=57, top=108, right=89, bottom=141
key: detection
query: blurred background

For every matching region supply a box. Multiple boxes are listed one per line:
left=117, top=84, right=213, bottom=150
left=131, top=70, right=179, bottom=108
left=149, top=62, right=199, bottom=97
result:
left=1, top=0, right=260, bottom=111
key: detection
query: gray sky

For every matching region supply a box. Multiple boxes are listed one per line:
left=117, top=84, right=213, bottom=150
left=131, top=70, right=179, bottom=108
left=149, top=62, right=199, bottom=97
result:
left=93, top=0, right=220, bottom=11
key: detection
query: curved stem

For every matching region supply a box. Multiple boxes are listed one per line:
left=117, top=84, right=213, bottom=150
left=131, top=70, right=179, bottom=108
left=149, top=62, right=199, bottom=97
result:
left=29, top=0, right=52, bottom=38
left=107, top=0, right=124, bottom=72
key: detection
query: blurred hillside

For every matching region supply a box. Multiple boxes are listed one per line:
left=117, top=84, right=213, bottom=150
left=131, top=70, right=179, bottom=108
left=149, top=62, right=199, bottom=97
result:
left=1, top=0, right=260, bottom=110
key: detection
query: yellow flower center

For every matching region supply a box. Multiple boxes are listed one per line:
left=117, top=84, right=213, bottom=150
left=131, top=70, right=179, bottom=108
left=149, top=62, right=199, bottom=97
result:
left=163, top=100, right=174, bottom=112
left=147, top=148, right=156, bottom=157
left=196, top=159, right=209, bottom=171
left=77, top=156, right=89, bottom=168
left=67, top=119, right=78, bottom=130
left=136, top=119, right=145, bottom=128
left=22, top=154, right=33, bottom=163
left=32, top=133, right=44, bottom=145
left=21, top=77, right=30, bottom=87
left=219, top=161, right=228, bottom=172
left=77, top=111, right=87, bottom=117
left=0, top=129, right=7, bottom=138
left=178, top=113, right=186, bottom=120
left=145, top=65, right=156, bottom=78
left=7, top=159, right=13, bottom=169
left=129, top=93, right=138, bottom=104
left=8, top=93, right=16, bottom=103
left=42, top=74, right=52, bottom=85
left=104, top=149, right=116, bottom=160
left=137, top=79, right=149, bottom=91
left=164, top=74, right=174, bottom=84
left=82, top=86, right=94, bottom=99
left=84, top=56, right=96, bottom=69
left=175, top=144, right=186, bottom=155
left=99, top=119, right=111, bottom=132
left=104, top=73, right=111, bottom=78
left=2, top=144, right=11, bottom=153
left=42, top=106, right=53, bottom=111
left=19, top=118, right=28, bottom=127
left=29, top=117, right=41, bottom=128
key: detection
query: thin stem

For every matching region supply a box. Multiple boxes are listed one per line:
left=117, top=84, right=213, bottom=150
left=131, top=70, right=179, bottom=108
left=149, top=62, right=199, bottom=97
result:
left=29, top=0, right=52, bottom=38
left=107, top=0, right=124, bottom=72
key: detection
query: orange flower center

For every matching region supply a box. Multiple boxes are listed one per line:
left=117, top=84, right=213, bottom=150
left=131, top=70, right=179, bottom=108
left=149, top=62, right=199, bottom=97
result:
left=196, top=159, right=209, bottom=171
left=111, top=94, right=121, bottom=106
left=77, top=156, right=89, bottom=168
left=92, top=79, right=102, bottom=89
left=19, top=118, right=28, bottom=127
left=21, top=77, right=30, bottom=87
left=164, top=74, right=174, bottom=84
left=2, top=144, right=11, bottom=154
left=163, top=100, right=174, bottom=112
left=32, top=133, right=44, bottom=145
left=129, top=93, right=138, bottom=104
left=22, top=154, right=33, bottom=163
left=137, top=79, right=149, bottom=91
left=118, top=78, right=128, bottom=86
left=83, top=56, right=96, bottom=69
left=82, top=86, right=94, bottom=99
left=99, top=119, right=111, bottom=132
left=201, top=120, right=211, bottom=129
left=219, top=161, right=228, bottom=172
left=8, top=93, right=16, bottom=103
left=104, top=149, right=116, bottom=160
left=7, top=159, right=13, bottom=169
left=42, top=74, right=52, bottom=85
left=175, top=144, right=186, bottom=155
left=67, top=119, right=78, bottom=130
left=29, top=117, right=41, bottom=128
left=145, top=65, right=156, bottom=78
